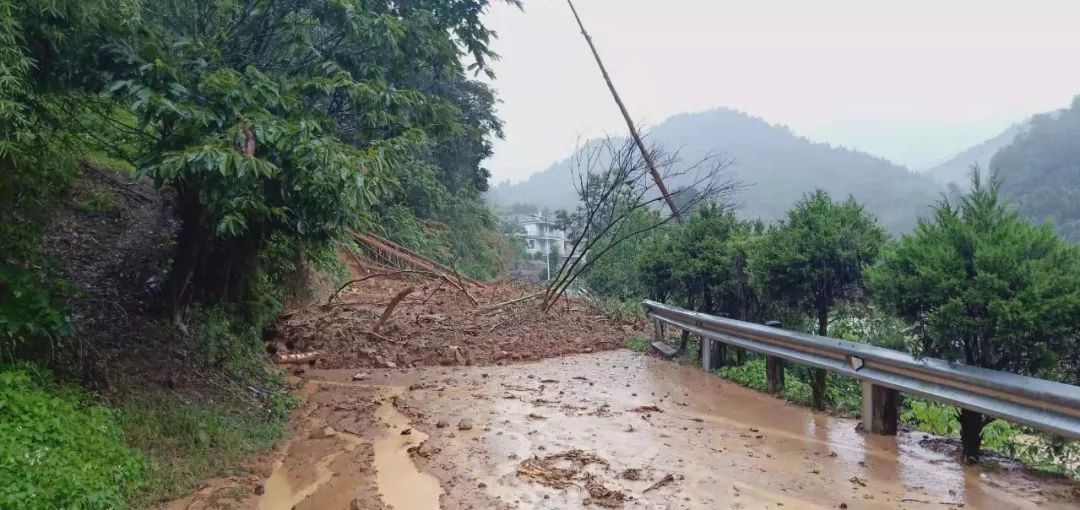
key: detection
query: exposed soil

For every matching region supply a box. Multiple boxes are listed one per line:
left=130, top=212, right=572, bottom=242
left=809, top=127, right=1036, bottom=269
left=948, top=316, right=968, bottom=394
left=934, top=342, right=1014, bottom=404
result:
left=274, top=262, right=639, bottom=369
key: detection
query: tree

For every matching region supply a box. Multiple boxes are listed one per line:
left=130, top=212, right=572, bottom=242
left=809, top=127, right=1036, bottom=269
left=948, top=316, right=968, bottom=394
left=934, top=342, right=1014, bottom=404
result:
left=752, top=190, right=886, bottom=408
left=636, top=204, right=766, bottom=320
left=870, top=170, right=1080, bottom=462
left=1, top=0, right=141, bottom=354
left=542, top=136, right=738, bottom=310
left=97, top=0, right=516, bottom=313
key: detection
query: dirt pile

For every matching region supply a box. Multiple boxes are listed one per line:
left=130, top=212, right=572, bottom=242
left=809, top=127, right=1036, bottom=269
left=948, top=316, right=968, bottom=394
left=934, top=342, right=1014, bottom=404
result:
left=274, top=264, right=640, bottom=369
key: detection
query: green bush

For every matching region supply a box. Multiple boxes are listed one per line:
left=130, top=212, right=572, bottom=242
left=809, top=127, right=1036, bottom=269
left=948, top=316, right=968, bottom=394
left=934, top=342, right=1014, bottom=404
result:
left=0, top=366, right=145, bottom=509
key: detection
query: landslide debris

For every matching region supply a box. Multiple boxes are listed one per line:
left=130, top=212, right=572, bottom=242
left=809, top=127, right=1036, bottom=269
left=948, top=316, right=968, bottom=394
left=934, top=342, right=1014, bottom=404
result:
left=274, top=260, right=640, bottom=369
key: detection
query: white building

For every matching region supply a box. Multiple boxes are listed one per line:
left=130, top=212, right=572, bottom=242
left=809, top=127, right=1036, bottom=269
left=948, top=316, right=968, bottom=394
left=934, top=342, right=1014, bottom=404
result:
left=517, top=212, right=571, bottom=257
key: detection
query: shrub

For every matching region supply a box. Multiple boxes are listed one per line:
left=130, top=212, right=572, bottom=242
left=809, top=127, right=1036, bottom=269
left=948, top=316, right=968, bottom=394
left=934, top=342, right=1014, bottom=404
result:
left=0, top=366, right=145, bottom=509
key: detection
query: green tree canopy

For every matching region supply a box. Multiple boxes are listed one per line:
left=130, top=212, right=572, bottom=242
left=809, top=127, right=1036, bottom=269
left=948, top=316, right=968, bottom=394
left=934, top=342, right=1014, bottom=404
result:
left=870, top=170, right=1080, bottom=460
left=751, top=190, right=886, bottom=336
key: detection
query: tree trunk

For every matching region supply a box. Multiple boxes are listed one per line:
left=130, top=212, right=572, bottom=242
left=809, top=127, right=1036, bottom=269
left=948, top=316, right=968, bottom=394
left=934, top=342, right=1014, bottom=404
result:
left=162, top=187, right=264, bottom=315
left=959, top=408, right=986, bottom=463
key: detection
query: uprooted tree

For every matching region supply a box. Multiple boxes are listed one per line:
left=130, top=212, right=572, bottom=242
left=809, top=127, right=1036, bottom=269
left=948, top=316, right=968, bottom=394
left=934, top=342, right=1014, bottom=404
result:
left=540, top=136, right=739, bottom=311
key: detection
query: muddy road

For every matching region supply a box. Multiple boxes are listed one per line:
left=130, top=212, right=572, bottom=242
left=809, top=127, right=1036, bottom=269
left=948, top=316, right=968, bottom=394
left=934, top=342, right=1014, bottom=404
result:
left=170, top=350, right=1079, bottom=509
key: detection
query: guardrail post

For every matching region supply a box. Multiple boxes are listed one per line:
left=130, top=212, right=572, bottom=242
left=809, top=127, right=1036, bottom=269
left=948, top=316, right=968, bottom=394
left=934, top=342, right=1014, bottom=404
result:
left=811, top=369, right=827, bottom=410
left=700, top=333, right=711, bottom=370
left=861, top=381, right=899, bottom=435
left=764, top=321, right=784, bottom=395
left=766, top=357, right=784, bottom=395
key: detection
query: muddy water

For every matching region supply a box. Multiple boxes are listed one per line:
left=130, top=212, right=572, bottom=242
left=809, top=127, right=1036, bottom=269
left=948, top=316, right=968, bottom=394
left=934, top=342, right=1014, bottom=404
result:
left=316, top=350, right=1078, bottom=510
left=260, top=430, right=363, bottom=510
left=372, top=389, right=442, bottom=510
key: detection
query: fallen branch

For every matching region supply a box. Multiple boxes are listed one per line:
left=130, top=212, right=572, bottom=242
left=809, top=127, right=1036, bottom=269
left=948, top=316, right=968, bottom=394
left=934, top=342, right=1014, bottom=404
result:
left=326, top=269, right=476, bottom=307
left=479, top=291, right=544, bottom=312
left=365, top=330, right=398, bottom=344
left=275, top=350, right=320, bottom=365
left=374, top=287, right=414, bottom=332
left=642, top=473, right=675, bottom=493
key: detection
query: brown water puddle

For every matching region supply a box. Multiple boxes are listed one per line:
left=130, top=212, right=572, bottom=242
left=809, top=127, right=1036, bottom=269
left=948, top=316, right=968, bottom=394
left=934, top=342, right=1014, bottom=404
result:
left=254, top=383, right=440, bottom=510
left=260, top=429, right=364, bottom=510
left=371, top=388, right=443, bottom=510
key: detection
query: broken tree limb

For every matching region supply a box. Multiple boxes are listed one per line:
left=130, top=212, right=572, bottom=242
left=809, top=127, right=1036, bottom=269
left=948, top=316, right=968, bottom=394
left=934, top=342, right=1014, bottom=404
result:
left=326, top=270, right=476, bottom=307
left=566, top=0, right=682, bottom=224
left=275, top=350, right=320, bottom=365
left=479, top=291, right=545, bottom=312
left=374, top=287, right=414, bottom=332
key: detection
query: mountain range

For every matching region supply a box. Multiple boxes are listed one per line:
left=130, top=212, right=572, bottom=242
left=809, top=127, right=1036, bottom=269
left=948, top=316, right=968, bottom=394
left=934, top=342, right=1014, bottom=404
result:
left=486, top=108, right=942, bottom=234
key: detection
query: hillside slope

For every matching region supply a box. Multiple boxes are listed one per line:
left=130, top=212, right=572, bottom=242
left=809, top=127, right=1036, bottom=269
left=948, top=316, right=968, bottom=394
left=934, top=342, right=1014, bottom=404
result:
left=993, top=97, right=1080, bottom=242
left=487, top=109, right=941, bottom=234
left=924, top=123, right=1027, bottom=189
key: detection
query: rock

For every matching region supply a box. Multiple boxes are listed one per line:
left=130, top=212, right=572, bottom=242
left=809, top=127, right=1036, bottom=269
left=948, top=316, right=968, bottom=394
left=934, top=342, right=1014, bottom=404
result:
left=292, top=366, right=306, bottom=376
left=351, top=372, right=370, bottom=381
left=254, top=485, right=264, bottom=495
left=477, top=482, right=487, bottom=488
left=401, top=428, right=412, bottom=435
left=311, top=426, right=337, bottom=439
left=458, top=418, right=474, bottom=430
left=385, top=361, right=397, bottom=369
left=436, top=419, right=450, bottom=429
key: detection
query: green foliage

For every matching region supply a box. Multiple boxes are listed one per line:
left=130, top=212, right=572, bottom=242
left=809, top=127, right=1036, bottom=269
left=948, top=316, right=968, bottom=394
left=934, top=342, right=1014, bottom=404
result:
left=625, top=334, right=649, bottom=352
left=635, top=204, right=767, bottom=321
left=872, top=171, right=1080, bottom=458
left=716, top=358, right=813, bottom=406
left=121, top=387, right=292, bottom=505
left=752, top=190, right=886, bottom=336
left=585, top=207, right=664, bottom=299
left=871, top=171, right=1080, bottom=376
left=0, top=366, right=146, bottom=509
left=0, top=0, right=138, bottom=357
left=901, top=399, right=961, bottom=437
left=994, top=96, right=1080, bottom=242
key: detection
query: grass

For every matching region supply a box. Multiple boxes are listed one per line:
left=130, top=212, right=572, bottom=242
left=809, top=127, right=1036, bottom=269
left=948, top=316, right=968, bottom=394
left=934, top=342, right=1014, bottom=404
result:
left=120, top=391, right=291, bottom=507
left=625, top=333, right=649, bottom=352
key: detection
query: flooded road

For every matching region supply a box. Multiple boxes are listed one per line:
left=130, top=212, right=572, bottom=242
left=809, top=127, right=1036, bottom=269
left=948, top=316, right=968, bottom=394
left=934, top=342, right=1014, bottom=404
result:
left=169, top=350, right=1079, bottom=509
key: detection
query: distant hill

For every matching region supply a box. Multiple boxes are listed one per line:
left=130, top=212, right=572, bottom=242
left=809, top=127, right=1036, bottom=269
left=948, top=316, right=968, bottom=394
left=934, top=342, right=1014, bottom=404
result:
left=924, top=123, right=1027, bottom=189
left=487, top=108, right=941, bottom=234
left=993, top=97, right=1080, bottom=242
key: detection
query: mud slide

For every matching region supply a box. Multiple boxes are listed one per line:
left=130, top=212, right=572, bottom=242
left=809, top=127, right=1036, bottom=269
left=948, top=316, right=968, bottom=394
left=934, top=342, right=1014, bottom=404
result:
left=169, top=350, right=1079, bottom=509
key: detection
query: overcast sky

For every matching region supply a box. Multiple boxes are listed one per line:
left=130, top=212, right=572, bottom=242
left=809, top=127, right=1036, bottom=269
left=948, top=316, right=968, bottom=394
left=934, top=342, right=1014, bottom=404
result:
left=480, top=0, right=1080, bottom=183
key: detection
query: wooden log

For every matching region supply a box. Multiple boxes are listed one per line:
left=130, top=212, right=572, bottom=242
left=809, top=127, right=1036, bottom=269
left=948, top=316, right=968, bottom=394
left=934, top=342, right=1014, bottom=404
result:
left=276, top=350, right=319, bottom=365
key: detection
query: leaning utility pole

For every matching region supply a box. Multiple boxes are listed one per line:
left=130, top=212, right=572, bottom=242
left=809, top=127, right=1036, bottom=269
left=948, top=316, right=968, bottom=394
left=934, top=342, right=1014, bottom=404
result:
left=566, top=0, right=683, bottom=223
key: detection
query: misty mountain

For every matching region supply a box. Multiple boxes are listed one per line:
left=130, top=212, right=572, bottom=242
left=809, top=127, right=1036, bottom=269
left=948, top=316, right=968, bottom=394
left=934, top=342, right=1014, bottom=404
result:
left=993, top=96, right=1080, bottom=242
left=924, top=123, right=1027, bottom=189
left=487, top=108, right=941, bottom=234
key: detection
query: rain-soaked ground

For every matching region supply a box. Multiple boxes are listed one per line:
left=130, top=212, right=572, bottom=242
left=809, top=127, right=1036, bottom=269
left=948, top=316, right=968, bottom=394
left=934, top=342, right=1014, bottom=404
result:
left=169, top=350, right=1080, bottom=509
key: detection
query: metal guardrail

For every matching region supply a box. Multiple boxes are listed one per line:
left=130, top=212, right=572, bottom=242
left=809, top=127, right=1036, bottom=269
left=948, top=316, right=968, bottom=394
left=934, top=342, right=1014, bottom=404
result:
left=643, top=299, right=1080, bottom=439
